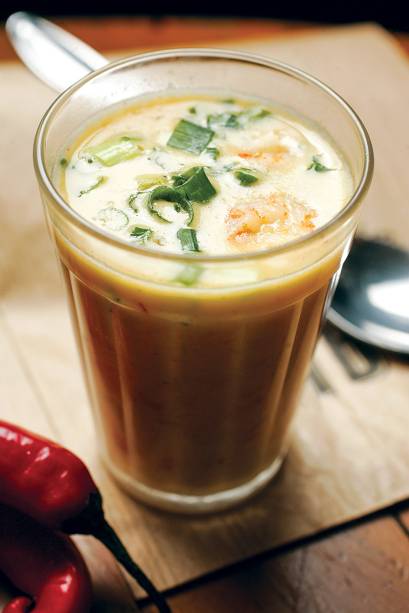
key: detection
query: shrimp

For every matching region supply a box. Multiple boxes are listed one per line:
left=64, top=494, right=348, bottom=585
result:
left=227, top=192, right=317, bottom=248
left=237, top=144, right=289, bottom=167
left=227, top=122, right=314, bottom=171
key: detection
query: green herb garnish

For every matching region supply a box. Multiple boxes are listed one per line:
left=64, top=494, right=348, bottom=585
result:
left=206, top=147, right=220, bottom=160
left=127, top=193, right=139, bottom=210
left=95, top=207, right=129, bottom=230
left=207, top=106, right=270, bottom=131
left=207, top=113, right=240, bottom=129
left=136, top=174, right=168, bottom=191
left=147, top=186, right=193, bottom=225
left=167, top=120, right=214, bottom=154
left=83, top=135, right=143, bottom=167
left=177, top=228, right=200, bottom=252
left=222, top=98, right=235, bottom=104
left=172, top=167, right=216, bottom=203
left=243, top=107, right=271, bottom=122
left=188, top=107, right=197, bottom=114
left=130, top=226, right=153, bottom=242
left=222, top=163, right=238, bottom=172
left=234, top=168, right=259, bottom=186
left=79, top=176, right=107, bottom=197
left=307, top=156, right=333, bottom=172
left=60, top=157, right=68, bottom=167
left=175, top=264, right=203, bottom=286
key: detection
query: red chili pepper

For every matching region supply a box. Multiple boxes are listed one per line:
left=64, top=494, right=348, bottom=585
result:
left=0, top=503, right=92, bottom=613
left=0, top=421, right=96, bottom=528
left=0, top=420, right=170, bottom=613
left=2, top=597, right=33, bottom=612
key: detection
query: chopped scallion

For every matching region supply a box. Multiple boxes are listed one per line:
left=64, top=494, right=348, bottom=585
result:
left=172, top=167, right=216, bottom=203
left=177, top=228, right=200, bottom=252
left=207, top=112, right=240, bottom=129
left=307, top=155, right=333, bottom=172
left=130, top=226, right=153, bottom=242
left=222, top=163, right=238, bottom=172
left=136, top=174, right=168, bottom=191
left=127, top=193, right=139, bottom=211
left=175, top=264, right=204, bottom=286
left=208, top=107, right=270, bottom=131
left=167, top=120, right=214, bottom=154
left=95, top=207, right=129, bottom=230
left=78, top=176, right=107, bottom=197
left=147, top=186, right=193, bottom=225
left=84, top=135, right=143, bottom=167
left=243, top=107, right=271, bottom=122
left=234, top=168, right=259, bottom=186
left=206, top=147, right=220, bottom=160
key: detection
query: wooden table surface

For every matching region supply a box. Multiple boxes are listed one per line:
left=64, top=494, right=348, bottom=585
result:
left=1, top=16, right=409, bottom=613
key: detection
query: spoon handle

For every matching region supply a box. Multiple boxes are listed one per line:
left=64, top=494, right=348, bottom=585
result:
left=6, top=12, right=108, bottom=92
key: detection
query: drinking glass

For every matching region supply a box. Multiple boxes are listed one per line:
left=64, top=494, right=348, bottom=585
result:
left=34, top=50, right=373, bottom=513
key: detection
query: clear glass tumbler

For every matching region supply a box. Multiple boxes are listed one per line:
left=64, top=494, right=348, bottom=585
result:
left=34, top=50, right=373, bottom=513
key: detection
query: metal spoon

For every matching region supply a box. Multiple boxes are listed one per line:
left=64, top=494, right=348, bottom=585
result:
left=6, top=13, right=409, bottom=354
left=328, top=239, right=409, bottom=354
left=6, top=11, right=107, bottom=91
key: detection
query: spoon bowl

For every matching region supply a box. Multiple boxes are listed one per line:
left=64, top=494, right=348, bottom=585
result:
left=328, top=238, right=409, bottom=353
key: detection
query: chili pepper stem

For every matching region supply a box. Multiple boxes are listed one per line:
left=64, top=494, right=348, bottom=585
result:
left=94, top=520, right=171, bottom=613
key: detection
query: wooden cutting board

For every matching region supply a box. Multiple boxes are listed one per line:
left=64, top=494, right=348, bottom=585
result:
left=0, top=23, right=408, bottom=609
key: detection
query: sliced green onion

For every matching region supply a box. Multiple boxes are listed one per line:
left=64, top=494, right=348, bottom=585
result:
left=207, top=107, right=270, bottom=131
left=172, top=172, right=192, bottom=188
left=147, top=186, right=193, bottom=225
left=223, top=162, right=238, bottom=172
left=78, top=176, right=107, bottom=197
left=207, top=113, right=240, bottom=129
left=148, top=148, right=170, bottom=170
left=130, top=226, right=153, bottom=242
left=136, top=174, right=168, bottom=191
left=234, top=168, right=259, bottom=186
left=167, top=120, right=214, bottom=154
left=95, top=207, right=129, bottom=230
left=172, top=167, right=216, bottom=203
left=177, top=228, right=200, bottom=252
left=127, top=193, right=139, bottom=210
left=307, top=155, right=334, bottom=172
left=242, top=107, right=271, bottom=122
left=84, top=135, right=143, bottom=166
left=175, top=264, right=203, bottom=286
left=206, top=147, right=220, bottom=160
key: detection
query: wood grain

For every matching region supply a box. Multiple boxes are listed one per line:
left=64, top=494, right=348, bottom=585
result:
left=75, top=537, right=139, bottom=612
left=143, top=518, right=409, bottom=612
left=1, top=21, right=409, bottom=606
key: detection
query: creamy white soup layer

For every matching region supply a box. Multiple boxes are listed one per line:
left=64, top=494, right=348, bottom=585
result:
left=61, top=95, right=353, bottom=255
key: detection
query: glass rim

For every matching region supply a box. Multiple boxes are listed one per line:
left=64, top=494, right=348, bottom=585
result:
left=34, top=47, right=374, bottom=264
